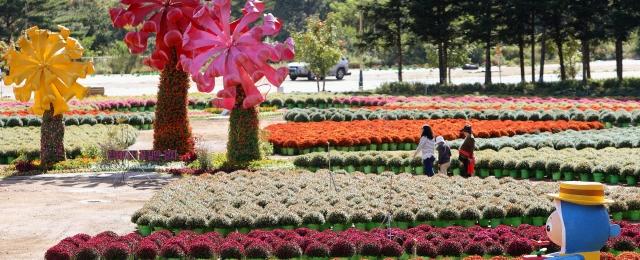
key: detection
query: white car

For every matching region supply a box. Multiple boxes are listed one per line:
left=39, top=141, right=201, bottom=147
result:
left=288, top=57, right=351, bottom=81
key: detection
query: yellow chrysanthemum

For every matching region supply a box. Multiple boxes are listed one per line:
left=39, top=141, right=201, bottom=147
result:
left=3, top=26, right=94, bottom=116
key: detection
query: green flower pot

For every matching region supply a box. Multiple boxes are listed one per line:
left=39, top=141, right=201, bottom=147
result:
left=563, top=172, right=574, bottom=181
left=214, top=228, right=229, bottom=236
left=404, top=166, right=413, bottom=174
left=395, top=221, right=409, bottom=230
left=531, top=217, right=546, bottom=226
left=138, top=225, right=152, bottom=236
left=452, top=168, right=461, bottom=176
left=508, top=169, right=518, bottom=178
left=612, top=212, right=624, bottom=221
left=149, top=107, right=155, bottom=112
left=403, top=143, right=412, bottom=150
left=459, top=219, right=476, bottom=227
left=415, top=167, right=425, bottom=175
left=552, top=171, right=562, bottom=181
left=608, top=175, right=620, bottom=185
left=376, top=166, right=386, bottom=174
left=346, top=165, right=356, bottom=173
left=381, top=143, right=389, bottom=151
left=580, top=173, right=591, bottom=182
left=320, top=223, right=332, bottom=231
left=479, top=169, right=490, bottom=178
left=302, top=148, right=311, bottom=154
left=331, top=166, right=341, bottom=171
left=306, top=224, right=320, bottom=230
left=629, top=210, right=640, bottom=221
left=478, top=219, right=490, bottom=227
left=0, top=156, right=7, bottom=165
left=535, top=170, right=546, bottom=180
left=282, top=225, right=295, bottom=230
left=431, top=220, right=446, bottom=227
left=493, top=169, right=503, bottom=178
left=392, top=167, right=400, bottom=174
left=339, top=147, right=349, bottom=152
left=355, top=223, right=367, bottom=230
left=605, top=122, right=613, bottom=128
left=239, top=227, right=251, bottom=233
left=194, top=228, right=205, bottom=234
left=522, top=216, right=532, bottom=225
left=286, top=148, right=295, bottom=156
left=363, top=166, right=372, bottom=174
left=143, top=124, right=151, bottom=130
left=411, top=143, right=418, bottom=149
left=369, top=144, right=378, bottom=151
left=366, top=222, right=384, bottom=230
left=153, top=226, right=167, bottom=232
left=389, top=143, right=398, bottom=150
left=332, top=224, right=346, bottom=231
left=507, top=217, right=522, bottom=227
left=6, top=156, right=15, bottom=164
left=520, top=169, right=530, bottom=179
left=622, top=123, right=630, bottom=128
left=490, top=218, right=502, bottom=227
left=626, top=176, right=637, bottom=186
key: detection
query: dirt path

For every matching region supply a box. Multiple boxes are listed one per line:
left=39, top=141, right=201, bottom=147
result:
left=0, top=173, right=176, bottom=259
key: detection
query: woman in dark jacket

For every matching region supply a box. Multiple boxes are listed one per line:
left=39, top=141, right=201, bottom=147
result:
left=458, top=125, right=476, bottom=177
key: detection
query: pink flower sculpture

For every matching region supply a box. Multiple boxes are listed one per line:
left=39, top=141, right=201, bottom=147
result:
left=109, top=0, right=201, bottom=70
left=180, top=0, right=295, bottom=109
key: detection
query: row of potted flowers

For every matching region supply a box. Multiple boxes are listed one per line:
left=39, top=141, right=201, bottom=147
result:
left=266, top=119, right=603, bottom=155
left=0, top=113, right=155, bottom=130
left=46, top=223, right=640, bottom=260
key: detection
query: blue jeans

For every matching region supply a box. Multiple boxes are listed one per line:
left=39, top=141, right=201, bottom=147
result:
left=423, top=156, right=435, bottom=177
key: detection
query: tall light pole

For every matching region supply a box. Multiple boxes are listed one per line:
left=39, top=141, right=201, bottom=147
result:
left=359, top=11, right=364, bottom=91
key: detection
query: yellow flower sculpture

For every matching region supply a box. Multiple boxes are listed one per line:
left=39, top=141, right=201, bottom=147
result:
left=3, top=26, right=94, bottom=115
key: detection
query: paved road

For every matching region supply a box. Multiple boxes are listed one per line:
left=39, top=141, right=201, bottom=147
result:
left=1, top=60, right=639, bottom=98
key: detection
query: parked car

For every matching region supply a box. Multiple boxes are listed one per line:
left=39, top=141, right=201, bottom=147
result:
left=462, top=64, right=479, bottom=70
left=288, top=57, right=351, bottom=81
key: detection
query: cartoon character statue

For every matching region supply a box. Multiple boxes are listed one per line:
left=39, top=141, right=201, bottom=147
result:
left=545, top=181, right=621, bottom=260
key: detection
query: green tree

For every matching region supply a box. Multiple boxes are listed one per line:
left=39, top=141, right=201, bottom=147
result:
left=567, top=0, right=608, bottom=83
left=607, top=0, right=640, bottom=81
left=294, top=17, right=342, bottom=92
left=497, top=0, right=533, bottom=84
left=461, top=0, right=500, bottom=85
left=540, top=0, right=571, bottom=81
left=0, top=0, right=50, bottom=42
left=273, top=0, right=330, bottom=40
left=360, top=0, right=413, bottom=82
left=411, top=0, right=462, bottom=85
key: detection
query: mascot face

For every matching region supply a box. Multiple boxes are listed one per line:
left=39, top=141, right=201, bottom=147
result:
left=546, top=206, right=564, bottom=247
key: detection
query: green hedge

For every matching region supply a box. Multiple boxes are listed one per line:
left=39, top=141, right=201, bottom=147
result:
left=376, top=78, right=640, bottom=97
left=0, top=113, right=155, bottom=130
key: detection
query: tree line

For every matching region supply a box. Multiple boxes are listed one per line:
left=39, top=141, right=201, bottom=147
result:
left=356, top=0, right=640, bottom=84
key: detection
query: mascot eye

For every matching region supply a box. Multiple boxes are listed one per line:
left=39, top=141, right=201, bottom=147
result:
left=546, top=224, right=552, bottom=232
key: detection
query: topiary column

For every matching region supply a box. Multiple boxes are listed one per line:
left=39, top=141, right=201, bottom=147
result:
left=153, top=49, right=194, bottom=156
left=227, top=87, right=261, bottom=166
left=40, top=105, right=65, bottom=167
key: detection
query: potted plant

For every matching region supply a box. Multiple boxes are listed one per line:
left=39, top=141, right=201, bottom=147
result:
left=608, top=201, right=627, bottom=221
left=389, top=156, right=403, bottom=174
left=167, top=214, right=188, bottom=234
left=278, top=212, right=301, bottom=230
left=476, top=157, right=490, bottom=178
left=622, top=165, right=637, bottom=186
left=531, top=160, right=546, bottom=180
left=593, top=165, right=606, bottom=183
left=450, top=159, right=461, bottom=176
left=254, top=213, right=278, bottom=231
left=361, top=155, right=374, bottom=174
left=369, top=210, right=388, bottom=230
left=149, top=215, right=168, bottom=232
left=505, top=160, right=518, bottom=178
left=616, top=112, right=632, bottom=127
left=351, top=210, right=371, bottom=230
left=327, top=209, right=350, bottom=231
left=344, top=154, right=359, bottom=173
left=330, top=154, right=345, bottom=171
left=482, top=205, right=506, bottom=227
left=546, top=160, right=562, bottom=180
left=436, top=207, right=459, bottom=227
left=527, top=204, right=551, bottom=226
left=311, top=155, right=329, bottom=172
left=208, top=215, right=232, bottom=236
left=186, top=215, right=207, bottom=234
left=402, top=158, right=413, bottom=174
left=135, top=214, right=153, bottom=236
left=505, top=205, right=524, bottom=227
left=606, top=164, right=621, bottom=185
left=415, top=208, right=436, bottom=227
left=374, top=155, right=387, bottom=174
left=490, top=158, right=505, bottom=178
left=573, top=161, right=593, bottom=182
left=412, top=156, right=424, bottom=175
left=560, top=162, right=575, bottom=181
left=601, top=111, right=616, bottom=128
left=298, top=211, right=324, bottom=231
left=232, top=213, right=254, bottom=233
left=626, top=199, right=640, bottom=221
left=459, top=207, right=481, bottom=227
left=393, top=209, right=415, bottom=229
left=294, top=155, right=311, bottom=170
left=516, top=161, right=530, bottom=179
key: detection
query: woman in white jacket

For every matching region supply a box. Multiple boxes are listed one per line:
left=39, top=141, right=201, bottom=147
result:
left=413, top=124, right=436, bottom=176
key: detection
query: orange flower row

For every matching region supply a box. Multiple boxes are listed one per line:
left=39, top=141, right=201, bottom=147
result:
left=265, top=119, right=604, bottom=149
left=373, top=104, right=638, bottom=112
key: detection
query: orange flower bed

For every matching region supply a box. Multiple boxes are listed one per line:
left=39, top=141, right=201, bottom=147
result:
left=265, top=119, right=603, bottom=149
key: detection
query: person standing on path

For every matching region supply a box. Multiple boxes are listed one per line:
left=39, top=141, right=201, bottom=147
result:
left=413, top=124, right=436, bottom=177
left=436, top=136, right=452, bottom=175
left=458, top=125, right=476, bottom=177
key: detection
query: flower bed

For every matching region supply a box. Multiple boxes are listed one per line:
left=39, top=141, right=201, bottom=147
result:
left=0, top=112, right=155, bottom=129
left=0, top=125, right=137, bottom=164
left=131, top=171, right=640, bottom=233
left=265, top=119, right=603, bottom=155
left=46, top=223, right=640, bottom=260
left=284, top=108, right=639, bottom=127
left=448, top=127, right=640, bottom=151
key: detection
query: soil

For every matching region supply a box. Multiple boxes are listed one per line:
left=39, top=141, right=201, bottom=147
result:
left=0, top=117, right=285, bottom=259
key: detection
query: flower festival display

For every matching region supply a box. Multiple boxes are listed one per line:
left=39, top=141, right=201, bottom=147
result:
left=179, top=0, right=294, bottom=165
left=3, top=26, right=94, bottom=167
left=110, top=0, right=200, bottom=156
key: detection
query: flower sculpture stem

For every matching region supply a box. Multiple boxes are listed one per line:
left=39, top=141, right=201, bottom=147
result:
left=41, top=105, right=66, bottom=167
left=154, top=49, right=194, bottom=155
left=227, top=86, right=261, bottom=166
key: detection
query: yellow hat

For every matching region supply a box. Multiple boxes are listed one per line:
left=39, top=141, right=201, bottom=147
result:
left=546, top=181, right=613, bottom=206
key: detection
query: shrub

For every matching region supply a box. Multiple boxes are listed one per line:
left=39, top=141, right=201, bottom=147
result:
left=278, top=212, right=302, bottom=227
left=506, top=205, right=524, bottom=218
left=437, top=207, right=459, bottom=220
left=45, top=244, right=73, bottom=260
left=188, top=239, right=215, bottom=259
left=274, top=241, right=302, bottom=259
left=160, top=242, right=185, bottom=258
left=186, top=216, right=207, bottom=229
left=293, top=113, right=310, bottom=122
left=416, top=240, right=438, bottom=257
left=310, top=155, right=329, bottom=168
left=416, top=208, right=436, bottom=222
left=208, top=215, right=232, bottom=229
left=327, top=210, right=349, bottom=224
left=609, top=201, right=628, bottom=213
left=75, top=245, right=100, bottom=260
left=506, top=239, right=533, bottom=256
left=167, top=215, right=188, bottom=229
left=606, top=164, right=621, bottom=176
left=482, top=206, right=506, bottom=219
left=344, top=154, right=360, bottom=166
left=394, top=209, right=415, bottom=222
left=103, top=242, right=130, bottom=260
left=330, top=239, right=356, bottom=257
left=219, top=241, right=244, bottom=259
left=360, top=239, right=381, bottom=256
left=255, top=214, right=279, bottom=228
left=245, top=241, right=271, bottom=259
left=134, top=240, right=158, bottom=260
left=232, top=213, right=254, bottom=228
left=545, top=160, right=561, bottom=172
left=627, top=200, right=640, bottom=211
left=489, top=158, right=504, bottom=169
left=305, top=242, right=329, bottom=257
left=465, top=242, right=487, bottom=256
left=380, top=239, right=403, bottom=257
left=526, top=204, right=552, bottom=217
left=351, top=210, right=371, bottom=223
left=460, top=207, right=481, bottom=220
left=6, top=116, right=23, bottom=127
left=438, top=239, right=463, bottom=257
